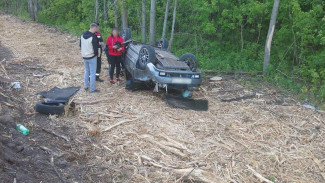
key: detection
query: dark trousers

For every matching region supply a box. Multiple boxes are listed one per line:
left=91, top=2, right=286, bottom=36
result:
left=96, top=56, right=101, bottom=79
left=96, top=48, right=102, bottom=79
left=121, top=58, right=125, bottom=70
left=109, top=55, right=122, bottom=80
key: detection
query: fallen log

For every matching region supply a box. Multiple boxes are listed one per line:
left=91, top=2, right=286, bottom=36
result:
left=73, top=98, right=115, bottom=105
left=0, top=101, right=15, bottom=108
left=41, top=127, right=70, bottom=142
left=39, top=146, right=63, bottom=157
left=103, top=117, right=140, bottom=132
left=173, top=168, right=223, bottom=183
left=157, top=134, right=187, bottom=150
left=50, top=154, right=66, bottom=183
left=246, top=165, right=274, bottom=183
left=138, top=154, right=223, bottom=182
left=142, top=134, right=187, bottom=158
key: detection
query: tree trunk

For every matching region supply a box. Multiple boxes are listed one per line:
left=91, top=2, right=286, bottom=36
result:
left=240, top=22, right=244, bottom=50
left=256, top=16, right=263, bottom=44
left=149, top=0, right=156, bottom=45
left=168, top=0, right=177, bottom=51
left=291, top=24, right=298, bottom=65
left=95, top=0, right=98, bottom=22
left=28, top=0, right=38, bottom=21
left=137, top=8, right=141, bottom=35
left=4, top=0, right=9, bottom=13
left=142, top=0, right=146, bottom=43
left=103, top=0, right=107, bottom=21
left=122, top=0, right=128, bottom=29
left=28, top=0, right=33, bottom=20
left=114, top=0, right=119, bottom=28
left=162, top=0, right=170, bottom=38
left=14, top=1, right=18, bottom=15
left=263, top=0, right=280, bottom=73
left=33, top=0, right=38, bottom=22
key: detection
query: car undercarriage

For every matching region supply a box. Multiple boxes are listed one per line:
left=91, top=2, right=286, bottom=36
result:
left=122, top=28, right=203, bottom=97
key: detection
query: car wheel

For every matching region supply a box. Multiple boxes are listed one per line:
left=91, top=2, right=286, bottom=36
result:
left=35, top=101, right=65, bottom=115
left=138, top=45, right=156, bottom=70
left=122, top=28, right=131, bottom=41
left=158, top=38, right=168, bottom=50
left=179, top=53, right=198, bottom=72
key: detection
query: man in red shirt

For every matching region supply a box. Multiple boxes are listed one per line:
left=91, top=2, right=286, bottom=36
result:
left=106, top=27, right=125, bottom=84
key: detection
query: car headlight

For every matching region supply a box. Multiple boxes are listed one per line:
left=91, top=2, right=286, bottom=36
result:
left=159, top=72, right=166, bottom=76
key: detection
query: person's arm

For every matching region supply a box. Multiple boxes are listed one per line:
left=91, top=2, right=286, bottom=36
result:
left=98, top=36, right=103, bottom=43
left=92, top=35, right=99, bottom=56
left=79, top=33, right=82, bottom=49
left=106, top=37, right=113, bottom=50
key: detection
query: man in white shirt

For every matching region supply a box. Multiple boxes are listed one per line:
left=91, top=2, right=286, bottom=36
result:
left=80, top=23, right=100, bottom=93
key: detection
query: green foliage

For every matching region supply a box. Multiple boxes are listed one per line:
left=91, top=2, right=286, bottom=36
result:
left=0, top=0, right=324, bottom=106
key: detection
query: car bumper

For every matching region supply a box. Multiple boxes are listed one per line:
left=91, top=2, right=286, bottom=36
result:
left=144, top=63, right=202, bottom=89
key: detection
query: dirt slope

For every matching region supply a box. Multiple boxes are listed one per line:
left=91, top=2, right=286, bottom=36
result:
left=0, top=13, right=324, bottom=183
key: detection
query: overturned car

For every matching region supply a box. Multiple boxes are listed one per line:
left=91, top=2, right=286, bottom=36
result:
left=121, top=28, right=202, bottom=96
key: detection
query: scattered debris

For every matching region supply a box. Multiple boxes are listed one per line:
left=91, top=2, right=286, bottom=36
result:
left=37, top=87, right=80, bottom=103
left=16, top=124, right=29, bottom=135
left=221, top=92, right=256, bottom=102
left=302, top=104, right=317, bottom=110
left=33, top=74, right=45, bottom=78
left=246, top=165, right=274, bottom=183
left=165, top=94, right=209, bottom=111
left=50, top=154, right=66, bottom=183
left=103, top=117, right=141, bottom=132
left=40, top=126, right=70, bottom=142
left=209, top=76, right=223, bottom=81
left=11, top=82, right=21, bottom=90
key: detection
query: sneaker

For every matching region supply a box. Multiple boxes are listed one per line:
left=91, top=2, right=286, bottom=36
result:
left=96, top=77, right=104, bottom=82
left=90, top=89, right=100, bottom=93
left=84, top=88, right=88, bottom=91
left=116, top=78, right=122, bottom=82
left=110, top=80, right=116, bottom=84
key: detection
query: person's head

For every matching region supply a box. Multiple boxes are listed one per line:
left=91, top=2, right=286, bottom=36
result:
left=89, top=23, right=99, bottom=33
left=111, top=27, right=119, bottom=37
left=95, top=22, right=100, bottom=31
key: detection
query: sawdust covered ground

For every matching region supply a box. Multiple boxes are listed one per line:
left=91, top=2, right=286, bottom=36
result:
left=0, top=13, right=324, bottom=183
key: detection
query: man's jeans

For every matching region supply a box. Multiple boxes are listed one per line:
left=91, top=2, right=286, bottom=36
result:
left=83, top=57, right=97, bottom=92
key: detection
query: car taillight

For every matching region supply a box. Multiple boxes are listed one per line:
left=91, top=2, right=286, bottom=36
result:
left=192, top=74, right=200, bottom=79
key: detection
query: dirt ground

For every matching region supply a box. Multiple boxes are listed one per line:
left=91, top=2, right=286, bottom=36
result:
left=0, top=13, right=325, bottom=183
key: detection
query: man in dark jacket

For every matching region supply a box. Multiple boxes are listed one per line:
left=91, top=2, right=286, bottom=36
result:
left=94, top=22, right=104, bottom=82
left=80, top=23, right=100, bottom=93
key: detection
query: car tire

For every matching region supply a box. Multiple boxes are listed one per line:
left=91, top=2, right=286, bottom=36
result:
left=179, top=53, right=198, bottom=72
left=158, top=38, right=168, bottom=50
left=122, top=28, right=131, bottom=41
left=35, top=101, right=65, bottom=115
left=138, top=45, right=156, bottom=70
